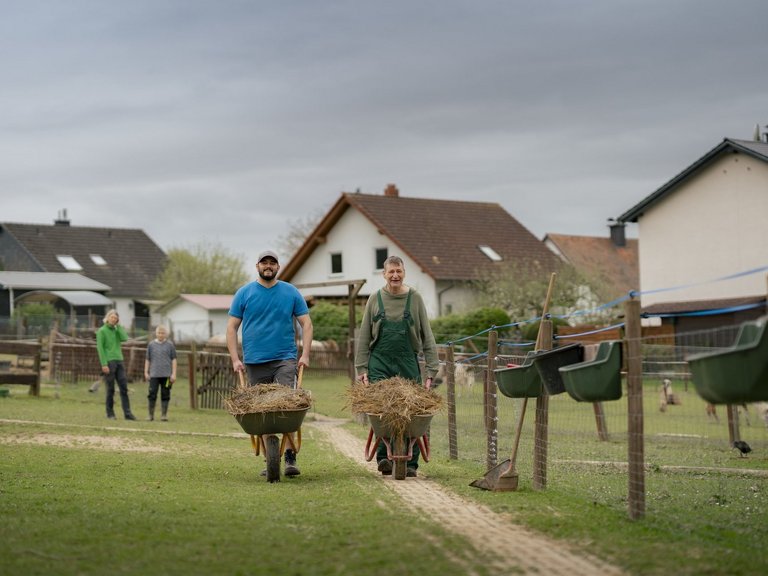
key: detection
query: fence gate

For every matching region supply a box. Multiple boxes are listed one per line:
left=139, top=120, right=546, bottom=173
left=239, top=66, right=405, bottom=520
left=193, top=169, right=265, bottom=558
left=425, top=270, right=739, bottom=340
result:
left=195, top=351, right=236, bottom=410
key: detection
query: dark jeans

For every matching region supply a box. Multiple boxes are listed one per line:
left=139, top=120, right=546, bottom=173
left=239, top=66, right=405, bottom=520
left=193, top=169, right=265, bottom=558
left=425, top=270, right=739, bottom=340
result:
left=104, top=360, right=132, bottom=417
left=245, top=359, right=297, bottom=386
left=148, top=377, right=172, bottom=402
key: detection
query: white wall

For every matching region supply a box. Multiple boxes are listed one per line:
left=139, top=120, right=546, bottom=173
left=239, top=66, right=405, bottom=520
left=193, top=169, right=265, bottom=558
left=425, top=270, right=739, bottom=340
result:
left=638, top=153, right=768, bottom=306
left=159, top=300, right=227, bottom=342
left=289, top=209, right=441, bottom=317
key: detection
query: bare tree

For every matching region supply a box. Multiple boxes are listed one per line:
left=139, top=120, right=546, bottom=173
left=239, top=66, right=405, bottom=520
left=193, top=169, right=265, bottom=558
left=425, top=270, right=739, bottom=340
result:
left=472, top=261, right=608, bottom=324
left=276, top=207, right=327, bottom=262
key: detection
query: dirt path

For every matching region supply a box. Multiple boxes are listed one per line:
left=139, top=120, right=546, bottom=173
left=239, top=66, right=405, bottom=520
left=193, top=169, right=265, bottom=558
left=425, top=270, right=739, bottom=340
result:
left=311, top=417, right=624, bottom=576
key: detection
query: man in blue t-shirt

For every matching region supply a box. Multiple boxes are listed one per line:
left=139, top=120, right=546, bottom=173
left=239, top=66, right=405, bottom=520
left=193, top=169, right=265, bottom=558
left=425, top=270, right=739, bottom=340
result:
left=226, top=250, right=313, bottom=476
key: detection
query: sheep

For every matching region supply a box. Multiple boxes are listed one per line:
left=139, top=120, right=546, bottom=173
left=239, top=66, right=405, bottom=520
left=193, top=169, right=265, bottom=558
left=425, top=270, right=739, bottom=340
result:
left=659, top=378, right=681, bottom=412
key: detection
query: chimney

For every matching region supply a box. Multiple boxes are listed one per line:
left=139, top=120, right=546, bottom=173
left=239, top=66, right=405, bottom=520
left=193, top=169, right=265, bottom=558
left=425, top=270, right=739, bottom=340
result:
left=54, top=208, right=70, bottom=226
left=383, top=184, right=399, bottom=197
left=609, top=221, right=626, bottom=247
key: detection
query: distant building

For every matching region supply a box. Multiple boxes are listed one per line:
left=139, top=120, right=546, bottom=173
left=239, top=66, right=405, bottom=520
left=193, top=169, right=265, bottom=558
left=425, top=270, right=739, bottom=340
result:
left=543, top=231, right=639, bottom=301
left=156, top=294, right=234, bottom=343
left=0, top=211, right=166, bottom=329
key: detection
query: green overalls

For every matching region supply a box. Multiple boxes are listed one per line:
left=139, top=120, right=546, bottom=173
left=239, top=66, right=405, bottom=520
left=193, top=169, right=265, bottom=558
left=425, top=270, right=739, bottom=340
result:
left=368, top=289, right=421, bottom=468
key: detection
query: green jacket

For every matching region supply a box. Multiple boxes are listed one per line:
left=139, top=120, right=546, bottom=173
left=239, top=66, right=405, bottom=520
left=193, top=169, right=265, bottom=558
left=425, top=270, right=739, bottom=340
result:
left=96, top=323, right=129, bottom=366
left=354, top=287, right=439, bottom=378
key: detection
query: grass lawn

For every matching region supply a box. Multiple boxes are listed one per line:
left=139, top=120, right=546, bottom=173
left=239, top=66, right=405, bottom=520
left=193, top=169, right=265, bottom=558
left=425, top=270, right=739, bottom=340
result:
left=1, top=375, right=766, bottom=575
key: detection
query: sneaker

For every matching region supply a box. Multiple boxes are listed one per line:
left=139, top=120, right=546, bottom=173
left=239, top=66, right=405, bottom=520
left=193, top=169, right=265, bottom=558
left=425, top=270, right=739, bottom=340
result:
left=161, top=415, right=168, bottom=422
left=260, top=469, right=267, bottom=477
left=406, top=467, right=418, bottom=478
left=125, top=414, right=137, bottom=421
left=107, top=415, right=116, bottom=420
left=377, top=459, right=393, bottom=475
left=284, top=461, right=300, bottom=477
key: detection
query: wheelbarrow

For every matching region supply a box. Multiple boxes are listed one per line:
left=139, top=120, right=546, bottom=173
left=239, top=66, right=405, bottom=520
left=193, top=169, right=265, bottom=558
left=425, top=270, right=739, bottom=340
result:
left=232, top=367, right=309, bottom=483
left=364, top=413, right=433, bottom=480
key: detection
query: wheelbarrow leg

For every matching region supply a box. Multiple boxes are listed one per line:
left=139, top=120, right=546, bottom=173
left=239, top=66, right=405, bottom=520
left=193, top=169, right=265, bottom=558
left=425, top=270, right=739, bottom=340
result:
left=264, top=434, right=281, bottom=483
left=393, top=435, right=407, bottom=480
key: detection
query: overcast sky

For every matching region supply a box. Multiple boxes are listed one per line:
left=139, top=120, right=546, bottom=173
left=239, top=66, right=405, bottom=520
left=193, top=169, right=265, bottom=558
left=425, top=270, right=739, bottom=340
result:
left=3, top=0, right=768, bottom=277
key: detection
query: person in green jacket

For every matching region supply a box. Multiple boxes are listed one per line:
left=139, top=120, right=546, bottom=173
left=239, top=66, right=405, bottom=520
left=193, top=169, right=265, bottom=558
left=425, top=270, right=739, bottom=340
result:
left=96, top=309, right=136, bottom=420
left=355, top=255, right=439, bottom=477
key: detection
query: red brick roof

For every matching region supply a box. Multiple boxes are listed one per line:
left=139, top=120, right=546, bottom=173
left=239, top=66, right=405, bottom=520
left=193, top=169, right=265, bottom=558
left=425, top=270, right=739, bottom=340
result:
left=280, top=191, right=560, bottom=281
left=545, top=233, right=639, bottom=300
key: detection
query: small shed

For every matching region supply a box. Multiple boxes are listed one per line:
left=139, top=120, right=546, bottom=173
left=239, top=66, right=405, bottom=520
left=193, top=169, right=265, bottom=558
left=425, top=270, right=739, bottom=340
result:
left=156, top=294, right=233, bottom=343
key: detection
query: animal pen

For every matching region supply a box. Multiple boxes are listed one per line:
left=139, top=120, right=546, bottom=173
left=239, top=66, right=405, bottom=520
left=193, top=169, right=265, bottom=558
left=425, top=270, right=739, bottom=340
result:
left=431, top=299, right=767, bottom=520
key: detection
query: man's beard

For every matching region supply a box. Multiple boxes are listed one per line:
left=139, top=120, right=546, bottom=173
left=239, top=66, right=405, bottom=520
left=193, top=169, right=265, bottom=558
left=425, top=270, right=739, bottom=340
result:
left=258, top=269, right=275, bottom=281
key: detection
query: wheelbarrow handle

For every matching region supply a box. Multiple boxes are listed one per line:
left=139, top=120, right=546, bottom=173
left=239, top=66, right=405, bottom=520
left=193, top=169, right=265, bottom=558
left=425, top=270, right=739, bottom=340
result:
left=297, top=364, right=304, bottom=389
left=238, top=370, right=247, bottom=388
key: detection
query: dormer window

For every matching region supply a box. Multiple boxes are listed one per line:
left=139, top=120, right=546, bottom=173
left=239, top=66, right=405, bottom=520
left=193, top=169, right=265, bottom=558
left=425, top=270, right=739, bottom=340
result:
left=56, top=255, right=82, bottom=271
left=90, top=254, right=107, bottom=266
left=478, top=245, right=502, bottom=262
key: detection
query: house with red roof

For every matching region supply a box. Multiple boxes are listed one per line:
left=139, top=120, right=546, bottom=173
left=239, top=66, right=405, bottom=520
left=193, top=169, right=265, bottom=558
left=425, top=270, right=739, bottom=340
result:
left=279, top=184, right=561, bottom=318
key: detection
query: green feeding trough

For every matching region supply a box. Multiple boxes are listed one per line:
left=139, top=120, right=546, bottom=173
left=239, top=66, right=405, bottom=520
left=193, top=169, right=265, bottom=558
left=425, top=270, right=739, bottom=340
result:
left=495, top=352, right=542, bottom=398
left=560, top=340, right=623, bottom=402
left=529, top=343, right=584, bottom=395
left=686, top=318, right=768, bottom=404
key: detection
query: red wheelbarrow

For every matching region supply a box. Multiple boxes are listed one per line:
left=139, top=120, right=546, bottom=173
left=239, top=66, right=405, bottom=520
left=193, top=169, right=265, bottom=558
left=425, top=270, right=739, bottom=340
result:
left=364, top=413, right=433, bottom=480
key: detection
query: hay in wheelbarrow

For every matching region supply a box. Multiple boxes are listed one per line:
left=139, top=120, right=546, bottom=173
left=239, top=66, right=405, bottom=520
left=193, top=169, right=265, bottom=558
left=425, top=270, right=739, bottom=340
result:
left=224, top=383, right=312, bottom=416
left=345, top=376, right=443, bottom=437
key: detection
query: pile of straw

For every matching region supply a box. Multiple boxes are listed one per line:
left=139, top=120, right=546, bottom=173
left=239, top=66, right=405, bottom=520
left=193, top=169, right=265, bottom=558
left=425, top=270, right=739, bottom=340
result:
left=224, top=383, right=312, bottom=416
left=345, top=376, right=443, bottom=436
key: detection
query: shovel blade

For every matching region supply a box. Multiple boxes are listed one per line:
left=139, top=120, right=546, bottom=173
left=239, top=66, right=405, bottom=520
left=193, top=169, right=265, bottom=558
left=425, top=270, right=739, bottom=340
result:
left=469, top=459, right=520, bottom=492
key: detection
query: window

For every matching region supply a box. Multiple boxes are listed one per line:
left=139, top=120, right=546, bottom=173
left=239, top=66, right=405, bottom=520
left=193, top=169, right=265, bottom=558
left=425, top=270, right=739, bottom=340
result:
left=56, top=255, right=82, bottom=271
left=478, top=245, right=502, bottom=262
left=375, top=248, right=388, bottom=270
left=90, top=254, right=107, bottom=266
left=330, top=252, right=343, bottom=274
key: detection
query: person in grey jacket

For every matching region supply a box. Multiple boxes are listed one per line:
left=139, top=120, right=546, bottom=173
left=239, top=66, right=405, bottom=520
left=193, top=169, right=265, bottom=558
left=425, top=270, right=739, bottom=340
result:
left=144, top=325, right=177, bottom=421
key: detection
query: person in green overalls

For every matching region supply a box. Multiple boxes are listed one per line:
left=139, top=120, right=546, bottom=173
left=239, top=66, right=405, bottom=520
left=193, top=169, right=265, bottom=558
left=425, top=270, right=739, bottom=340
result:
left=355, top=255, right=440, bottom=477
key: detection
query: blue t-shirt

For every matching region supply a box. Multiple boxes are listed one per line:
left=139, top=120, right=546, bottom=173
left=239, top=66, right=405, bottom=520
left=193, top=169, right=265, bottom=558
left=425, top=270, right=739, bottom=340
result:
left=228, top=280, right=309, bottom=364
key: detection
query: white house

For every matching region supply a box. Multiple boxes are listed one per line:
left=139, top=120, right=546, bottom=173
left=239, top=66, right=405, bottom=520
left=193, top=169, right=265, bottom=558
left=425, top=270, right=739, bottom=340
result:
left=617, top=135, right=768, bottom=329
left=156, top=294, right=233, bottom=343
left=279, top=185, right=561, bottom=318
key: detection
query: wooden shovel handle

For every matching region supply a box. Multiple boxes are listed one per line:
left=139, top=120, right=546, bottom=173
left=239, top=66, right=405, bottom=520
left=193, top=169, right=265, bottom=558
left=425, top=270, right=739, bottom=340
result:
left=535, top=272, right=557, bottom=352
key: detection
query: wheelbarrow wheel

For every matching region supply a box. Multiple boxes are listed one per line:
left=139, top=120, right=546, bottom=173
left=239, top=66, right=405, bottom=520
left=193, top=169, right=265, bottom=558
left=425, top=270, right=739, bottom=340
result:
left=265, top=435, right=281, bottom=483
left=393, top=435, right=407, bottom=480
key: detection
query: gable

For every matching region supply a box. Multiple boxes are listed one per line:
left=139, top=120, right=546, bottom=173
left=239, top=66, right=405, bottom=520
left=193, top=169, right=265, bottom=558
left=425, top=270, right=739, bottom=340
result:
left=0, top=222, right=167, bottom=298
left=281, top=190, right=560, bottom=282
left=618, top=138, right=768, bottom=223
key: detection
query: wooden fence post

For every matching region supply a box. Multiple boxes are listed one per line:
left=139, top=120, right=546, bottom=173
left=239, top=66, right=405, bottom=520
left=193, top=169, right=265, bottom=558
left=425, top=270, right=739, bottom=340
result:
left=533, top=319, right=553, bottom=490
left=485, top=330, right=498, bottom=470
left=445, top=344, right=458, bottom=460
left=625, top=298, right=645, bottom=519
left=188, top=342, right=197, bottom=410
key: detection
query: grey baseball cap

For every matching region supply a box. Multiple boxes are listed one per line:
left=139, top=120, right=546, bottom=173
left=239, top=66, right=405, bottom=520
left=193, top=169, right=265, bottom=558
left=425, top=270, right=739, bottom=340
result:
left=257, top=250, right=279, bottom=263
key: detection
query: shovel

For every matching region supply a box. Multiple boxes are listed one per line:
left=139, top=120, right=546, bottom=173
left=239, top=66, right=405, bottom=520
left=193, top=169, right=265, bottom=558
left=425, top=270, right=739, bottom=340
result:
left=471, top=272, right=556, bottom=491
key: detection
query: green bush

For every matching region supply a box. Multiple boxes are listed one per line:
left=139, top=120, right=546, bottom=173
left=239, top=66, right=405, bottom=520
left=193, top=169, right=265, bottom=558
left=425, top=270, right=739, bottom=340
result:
left=310, top=301, right=356, bottom=342
left=431, top=307, right=511, bottom=346
left=13, top=302, right=64, bottom=333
